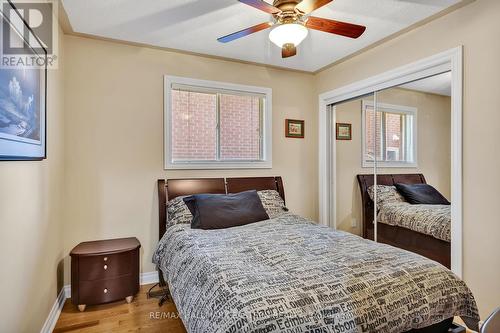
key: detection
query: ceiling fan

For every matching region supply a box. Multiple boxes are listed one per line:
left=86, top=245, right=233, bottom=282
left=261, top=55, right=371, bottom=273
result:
left=217, top=0, right=366, bottom=58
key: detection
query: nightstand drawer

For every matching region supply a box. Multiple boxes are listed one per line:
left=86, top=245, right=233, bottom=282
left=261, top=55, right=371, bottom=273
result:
left=79, top=275, right=135, bottom=305
left=79, top=252, right=132, bottom=281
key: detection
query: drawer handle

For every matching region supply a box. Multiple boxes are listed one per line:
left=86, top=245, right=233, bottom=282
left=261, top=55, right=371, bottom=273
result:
left=104, top=288, right=108, bottom=294
left=104, top=265, right=108, bottom=270
left=103, top=257, right=108, bottom=262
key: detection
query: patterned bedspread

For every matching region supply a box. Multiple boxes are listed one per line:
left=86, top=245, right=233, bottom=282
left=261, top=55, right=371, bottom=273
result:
left=378, top=203, right=451, bottom=242
left=153, top=214, right=478, bottom=333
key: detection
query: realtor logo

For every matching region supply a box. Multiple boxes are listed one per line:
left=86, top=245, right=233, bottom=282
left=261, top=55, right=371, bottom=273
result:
left=1, top=0, right=58, bottom=68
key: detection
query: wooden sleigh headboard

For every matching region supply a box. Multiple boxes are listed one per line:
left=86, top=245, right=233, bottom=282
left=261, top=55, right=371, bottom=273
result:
left=356, top=174, right=426, bottom=239
left=157, top=177, right=285, bottom=240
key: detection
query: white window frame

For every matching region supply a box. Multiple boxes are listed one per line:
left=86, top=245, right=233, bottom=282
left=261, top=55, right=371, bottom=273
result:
left=361, top=100, right=418, bottom=168
left=164, top=75, right=272, bottom=169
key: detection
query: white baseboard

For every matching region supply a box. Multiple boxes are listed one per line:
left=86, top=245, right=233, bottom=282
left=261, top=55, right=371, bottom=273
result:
left=140, top=271, right=160, bottom=285
left=63, top=285, right=71, bottom=299
left=40, top=286, right=67, bottom=333
left=40, top=271, right=159, bottom=333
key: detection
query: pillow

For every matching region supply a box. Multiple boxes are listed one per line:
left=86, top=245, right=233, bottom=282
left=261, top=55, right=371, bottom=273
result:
left=367, top=185, right=406, bottom=207
left=395, top=183, right=450, bottom=205
left=166, top=196, right=193, bottom=228
left=257, top=190, right=288, bottom=218
left=184, top=190, right=270, bottom=230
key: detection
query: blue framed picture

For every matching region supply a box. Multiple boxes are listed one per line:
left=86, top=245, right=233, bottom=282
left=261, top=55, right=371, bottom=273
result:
left=0, top=1, right=47, bottom=160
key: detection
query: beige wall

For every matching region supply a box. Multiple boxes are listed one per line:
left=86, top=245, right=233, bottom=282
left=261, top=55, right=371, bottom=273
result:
left=62, top=35, right=318, bottom=283
left=317, top=0, right=500, bottom=317
left=335, top=89, right=451, bottom=235
left=3, top=1, right=498, bottom=329
left=0, top=28, right=65, bottom=332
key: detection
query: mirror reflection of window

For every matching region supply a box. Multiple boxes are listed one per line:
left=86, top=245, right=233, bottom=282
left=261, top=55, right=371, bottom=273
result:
left=362, top=101, right=416, bottom=167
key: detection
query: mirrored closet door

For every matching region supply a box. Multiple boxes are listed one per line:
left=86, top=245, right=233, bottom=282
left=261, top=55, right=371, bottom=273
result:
left=372, top=72, right=452, bottom=268
left=331, top=72, right=452, bottom=268
left=332, top=93, right=375, bottom=237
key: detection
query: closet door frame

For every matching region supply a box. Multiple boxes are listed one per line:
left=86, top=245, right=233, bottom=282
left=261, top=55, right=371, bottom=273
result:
left=318, top=46, right=463, bottom=277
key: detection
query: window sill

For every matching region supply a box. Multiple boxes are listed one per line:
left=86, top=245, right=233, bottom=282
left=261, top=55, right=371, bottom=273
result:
left=165, top=161, right=272, bottom=170
left=362, top=162, right=418, bottom=168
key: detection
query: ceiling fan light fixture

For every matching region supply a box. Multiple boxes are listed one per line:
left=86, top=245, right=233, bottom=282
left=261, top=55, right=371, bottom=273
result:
left=268, top=23, right=308, bottom=48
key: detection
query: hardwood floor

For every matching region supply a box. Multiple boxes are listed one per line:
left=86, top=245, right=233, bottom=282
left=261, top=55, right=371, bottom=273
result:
left=54, top=283, right=477, bottom=333
left=54, top=284, right=186, bottom=333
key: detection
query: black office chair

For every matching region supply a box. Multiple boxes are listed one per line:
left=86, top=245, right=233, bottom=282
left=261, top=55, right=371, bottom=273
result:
left=480, top=307, right=500, bottom=333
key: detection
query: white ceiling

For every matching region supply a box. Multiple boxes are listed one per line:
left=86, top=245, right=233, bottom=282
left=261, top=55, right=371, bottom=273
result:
left=399, top=72, right=451, bottom=96
left=61, top=0, right=462, bottom=72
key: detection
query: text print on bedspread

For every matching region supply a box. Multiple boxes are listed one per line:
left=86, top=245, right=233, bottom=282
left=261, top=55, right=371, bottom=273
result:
left=153, top=213, right=479, bottom=333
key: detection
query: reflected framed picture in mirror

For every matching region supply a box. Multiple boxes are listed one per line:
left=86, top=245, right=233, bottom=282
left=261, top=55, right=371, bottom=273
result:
left=336, top=123, right=352, bottom=140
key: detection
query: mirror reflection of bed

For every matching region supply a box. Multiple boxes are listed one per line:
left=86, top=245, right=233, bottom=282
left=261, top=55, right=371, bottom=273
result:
left=357, top=174, right=451, bottom=267
left=333, top=72, right=452, bottom=267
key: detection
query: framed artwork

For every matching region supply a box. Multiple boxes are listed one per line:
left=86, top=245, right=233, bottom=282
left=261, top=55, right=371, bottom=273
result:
left=0, top=1, right=48, bottom=160
left=285, top=119, right=304, bottom=138
left=336, top=123, right=352, bottom=140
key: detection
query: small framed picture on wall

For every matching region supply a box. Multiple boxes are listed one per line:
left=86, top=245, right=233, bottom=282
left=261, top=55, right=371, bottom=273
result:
left=336, top=123, right=352, bottom=140
left=285, top=119, right=304, bottom=138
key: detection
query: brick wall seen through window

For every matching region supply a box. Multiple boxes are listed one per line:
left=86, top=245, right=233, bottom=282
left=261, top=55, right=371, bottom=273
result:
left=219, top=94, right=261, bottom=160
left=171, top=89, right=262, bottom=162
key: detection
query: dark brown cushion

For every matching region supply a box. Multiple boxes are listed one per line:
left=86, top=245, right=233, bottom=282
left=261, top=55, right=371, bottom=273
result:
left=395, top=183, right=450, bottom=205
left=183, top=190, right=269, bottom=230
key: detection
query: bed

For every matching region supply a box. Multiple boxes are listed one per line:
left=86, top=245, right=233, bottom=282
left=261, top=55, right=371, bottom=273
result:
left=154, top=177, right=478, bottom=333
left=357, top=174, right=451, bottom=268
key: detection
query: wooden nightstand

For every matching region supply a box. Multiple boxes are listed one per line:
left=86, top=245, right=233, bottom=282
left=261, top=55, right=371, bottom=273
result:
left=70, top=237, right=141, bottom=311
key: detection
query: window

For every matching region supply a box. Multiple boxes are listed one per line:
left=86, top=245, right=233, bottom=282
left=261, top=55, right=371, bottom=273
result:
left=165, top=76, right=272, bottom=169
left=362, top=101, right=417, bottom=167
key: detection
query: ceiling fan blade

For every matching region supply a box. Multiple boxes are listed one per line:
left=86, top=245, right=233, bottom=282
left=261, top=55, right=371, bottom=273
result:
left=306, top=16, right=366, bottom=38
left=238, top=0, right=281, bottom=14
left=295, top=0, right=333, bottom=14
left=282, top=43, right=297, bottom=58
left=218, top=22, right=273, bottom=43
